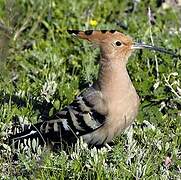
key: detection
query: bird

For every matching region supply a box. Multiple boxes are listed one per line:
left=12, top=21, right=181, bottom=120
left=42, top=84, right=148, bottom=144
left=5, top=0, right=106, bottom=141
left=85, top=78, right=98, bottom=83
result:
left=8, top=30, right=177, bottom=152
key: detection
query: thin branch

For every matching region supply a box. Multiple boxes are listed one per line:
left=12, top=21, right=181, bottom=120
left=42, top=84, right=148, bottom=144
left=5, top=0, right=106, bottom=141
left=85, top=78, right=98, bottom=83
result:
left=163, top=74, right=181, bottom=99
left=39, top=166, right=62, bottom=171
left=148, top=7, right=159, bottom=79
left=13, top=18, right=30, bottom=41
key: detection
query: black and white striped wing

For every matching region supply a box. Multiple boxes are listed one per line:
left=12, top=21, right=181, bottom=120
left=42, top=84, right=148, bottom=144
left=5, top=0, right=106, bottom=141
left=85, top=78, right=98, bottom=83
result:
left=39, top=87, right=107, bottom=144
left=9, top=87, right=107, bottom=150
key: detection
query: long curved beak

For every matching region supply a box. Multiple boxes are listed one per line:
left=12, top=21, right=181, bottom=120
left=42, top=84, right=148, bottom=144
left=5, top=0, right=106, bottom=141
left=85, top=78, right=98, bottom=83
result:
left=131, top=42, right=178, bottom=57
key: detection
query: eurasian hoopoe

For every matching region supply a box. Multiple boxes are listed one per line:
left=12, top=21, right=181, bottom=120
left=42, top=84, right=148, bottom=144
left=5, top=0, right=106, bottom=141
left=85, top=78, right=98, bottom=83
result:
left=8, top=30, right=176, bottom=151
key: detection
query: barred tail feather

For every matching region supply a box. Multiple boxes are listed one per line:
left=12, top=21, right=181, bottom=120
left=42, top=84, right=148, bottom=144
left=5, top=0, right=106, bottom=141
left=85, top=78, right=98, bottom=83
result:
left=8, top=121, right=79, bottom=152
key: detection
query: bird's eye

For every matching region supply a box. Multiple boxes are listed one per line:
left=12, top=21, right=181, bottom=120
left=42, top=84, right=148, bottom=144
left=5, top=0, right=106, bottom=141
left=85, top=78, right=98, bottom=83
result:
left=115, top=41, right=122, bottom=46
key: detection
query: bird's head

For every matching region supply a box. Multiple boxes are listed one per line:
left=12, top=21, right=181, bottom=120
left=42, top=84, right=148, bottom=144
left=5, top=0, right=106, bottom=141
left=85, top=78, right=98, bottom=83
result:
left=68, top=30, right=177, bottom=64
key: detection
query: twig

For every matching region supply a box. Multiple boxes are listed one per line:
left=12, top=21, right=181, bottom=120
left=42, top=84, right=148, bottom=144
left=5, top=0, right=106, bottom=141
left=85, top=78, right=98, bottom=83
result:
left=32, top=124, right=46, bottom=145
left=163, top=74, right=181, bottom=99
left=148, top=7, right=159, bottom=79
left=39, top=166, right=62, bottom=170
left=13, top=18, right=30, bottom=41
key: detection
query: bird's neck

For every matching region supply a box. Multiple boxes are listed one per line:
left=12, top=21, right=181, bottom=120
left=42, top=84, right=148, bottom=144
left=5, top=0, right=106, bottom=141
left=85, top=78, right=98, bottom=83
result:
left=94, top=55, right=136, bottom=101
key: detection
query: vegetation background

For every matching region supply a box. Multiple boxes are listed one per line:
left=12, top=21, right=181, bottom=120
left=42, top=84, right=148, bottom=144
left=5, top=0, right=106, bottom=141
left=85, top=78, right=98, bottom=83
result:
left=0, top=0, right=180, bottom=179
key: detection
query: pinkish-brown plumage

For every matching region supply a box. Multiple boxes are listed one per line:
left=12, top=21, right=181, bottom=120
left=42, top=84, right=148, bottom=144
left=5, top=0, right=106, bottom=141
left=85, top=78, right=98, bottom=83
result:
left=9, top=30, right=174, bottom=151
left=74, top=30, right=139, bottom=144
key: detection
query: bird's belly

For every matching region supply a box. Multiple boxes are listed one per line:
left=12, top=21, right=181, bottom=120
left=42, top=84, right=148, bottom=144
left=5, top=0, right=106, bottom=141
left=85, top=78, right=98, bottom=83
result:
left=82, top=101, right=139, bottom=145
left=82, top=92, right=139, bottom=145
left=111, top=105, right=139, bottom=137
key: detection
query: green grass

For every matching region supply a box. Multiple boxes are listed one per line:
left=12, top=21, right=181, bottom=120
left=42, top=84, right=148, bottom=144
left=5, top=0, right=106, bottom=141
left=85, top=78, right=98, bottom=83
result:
left=0, top=0, right=181, bottom=179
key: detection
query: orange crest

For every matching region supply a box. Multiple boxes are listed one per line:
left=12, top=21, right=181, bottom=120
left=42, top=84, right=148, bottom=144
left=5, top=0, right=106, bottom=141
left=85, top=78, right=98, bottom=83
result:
left=67, top=30, right=133, bottom=45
